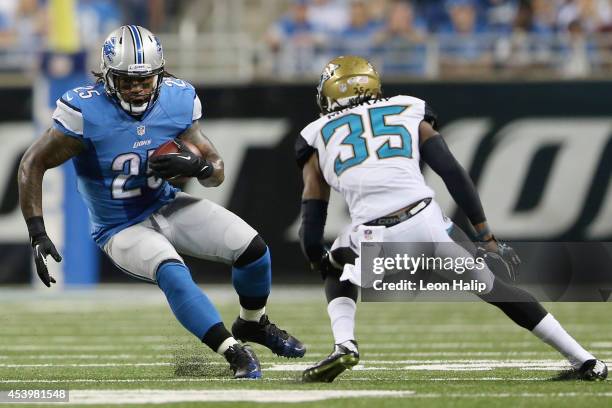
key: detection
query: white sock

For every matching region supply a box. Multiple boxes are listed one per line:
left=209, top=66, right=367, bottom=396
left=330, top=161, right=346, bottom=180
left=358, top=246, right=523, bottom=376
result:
left=216, top=337, right=239, bottom=355
left=532, top=313, right=595, bottom=368
left=327, top=297, right=357, bottom=345
left=240, top=306, right=265, bottom=322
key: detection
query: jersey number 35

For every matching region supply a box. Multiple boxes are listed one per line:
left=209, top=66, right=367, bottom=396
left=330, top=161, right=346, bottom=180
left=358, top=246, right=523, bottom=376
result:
left=321, top=105, right=412, bottom=176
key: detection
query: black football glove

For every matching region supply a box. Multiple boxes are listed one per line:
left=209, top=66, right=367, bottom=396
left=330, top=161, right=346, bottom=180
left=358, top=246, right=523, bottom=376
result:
left=26, top=217, right=62, bottom=287
left=149, top=140, right=213, bottom=180
left=476, top=240, right=521, bottom=282
left=310, top=249, right=343, bottom=279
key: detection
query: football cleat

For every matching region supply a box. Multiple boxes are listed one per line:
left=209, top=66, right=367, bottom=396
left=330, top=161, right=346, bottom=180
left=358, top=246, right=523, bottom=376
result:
left=553, top=359, right=608, bottom=381
left=231, top=315, right=306, bottom=358
left=223, top=343, right=261, bottom=379
left=302, top=340, right=359, bottom=383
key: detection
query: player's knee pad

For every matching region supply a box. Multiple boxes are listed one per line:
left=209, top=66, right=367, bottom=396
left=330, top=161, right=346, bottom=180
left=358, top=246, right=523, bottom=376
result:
left=234, top=235, right=267, bottom=268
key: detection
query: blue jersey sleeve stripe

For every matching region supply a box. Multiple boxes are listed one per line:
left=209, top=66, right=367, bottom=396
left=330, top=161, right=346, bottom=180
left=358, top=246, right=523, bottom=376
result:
left=59, top=97, right=82, bottom=113
left=53, top=118, right=83, bottom=139
left=192, top=94, right=202, bottom=120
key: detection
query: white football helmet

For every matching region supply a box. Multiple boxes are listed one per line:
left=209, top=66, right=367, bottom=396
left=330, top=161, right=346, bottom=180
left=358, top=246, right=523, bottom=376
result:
left=100, top=25, right=165, bottom=115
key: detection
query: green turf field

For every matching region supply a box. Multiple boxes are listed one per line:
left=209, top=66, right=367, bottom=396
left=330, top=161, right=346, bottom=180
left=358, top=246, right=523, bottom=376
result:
left=0, top=285, right=610, bottom=407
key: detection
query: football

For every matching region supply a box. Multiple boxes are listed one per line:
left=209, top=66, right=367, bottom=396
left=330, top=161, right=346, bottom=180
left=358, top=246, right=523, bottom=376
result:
left=151, top=139, right=202, bottom=185
left=151, top=139, right=201, bottom=159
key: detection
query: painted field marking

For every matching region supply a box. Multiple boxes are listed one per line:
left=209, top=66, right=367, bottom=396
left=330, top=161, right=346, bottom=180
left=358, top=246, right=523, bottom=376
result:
left=66, top=389, right=414, bottom=404
left=3, top=341, right=611, bottom=352
left=0, top=359, right=572, bottom=372
left=0, top=377, right=558, bottom=384
left=412, top=392, right=612, bottom=398
left=3, top=351, right=596, bottom=361
left=265, top=359, right=571, bottom=372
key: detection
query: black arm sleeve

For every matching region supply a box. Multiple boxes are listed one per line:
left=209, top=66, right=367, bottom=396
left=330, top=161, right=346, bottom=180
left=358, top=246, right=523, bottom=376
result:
left=420, top=134, right=486, bottom=225
left=423, top=103, right=439, bottom=131
left=299, top=199, right=328, bottom=263
left=295, top=135, right=316, bottom=169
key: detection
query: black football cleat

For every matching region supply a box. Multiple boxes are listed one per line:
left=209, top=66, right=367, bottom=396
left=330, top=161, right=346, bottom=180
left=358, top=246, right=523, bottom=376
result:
left=223, top=343, right=262, bottom=379
left=232, top=315, right=306, bottom=358
left=553, top=359, right=608, bottom=381
left=302, top=341, right=359, bottom=383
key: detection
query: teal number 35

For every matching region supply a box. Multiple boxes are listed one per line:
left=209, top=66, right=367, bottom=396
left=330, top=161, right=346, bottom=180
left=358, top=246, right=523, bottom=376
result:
left=321, top=105, right=412, bottom=176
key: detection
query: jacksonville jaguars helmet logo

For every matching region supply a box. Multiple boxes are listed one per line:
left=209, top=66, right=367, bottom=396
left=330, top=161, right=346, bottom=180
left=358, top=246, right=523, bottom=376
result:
left=103, top=37, right=117, bottom=62
left=317, top=63, right=339, bottom=93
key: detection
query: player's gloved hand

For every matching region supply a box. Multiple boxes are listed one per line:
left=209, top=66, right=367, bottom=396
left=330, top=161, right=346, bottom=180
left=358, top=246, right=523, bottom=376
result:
left=26, top=217, right=62, bottom=287
left=476, top=238, right=521, bottom=282
left=310, top=249, right=342, bottom=279
left=149, top=141, right=214, bottom=180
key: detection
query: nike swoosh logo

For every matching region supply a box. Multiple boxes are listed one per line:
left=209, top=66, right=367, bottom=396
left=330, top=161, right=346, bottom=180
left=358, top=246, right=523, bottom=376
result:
left=200, top=165, right=209, bottom=172
left=65, top=95, right=73, bottom=101
left=35, top=244, right=48, bottom=266
left=177, top=155, right=191, bottom=160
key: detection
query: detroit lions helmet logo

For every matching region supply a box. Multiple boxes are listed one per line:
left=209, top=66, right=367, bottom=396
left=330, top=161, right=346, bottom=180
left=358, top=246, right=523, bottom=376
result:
left=103, top=37, right=117, bottom=62
left=154, top=36, right=163, bottom=56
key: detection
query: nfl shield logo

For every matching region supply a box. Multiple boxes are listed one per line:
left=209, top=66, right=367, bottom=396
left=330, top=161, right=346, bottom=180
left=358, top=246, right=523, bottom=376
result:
left=364, top=229, right=373, bottom=240
left=137, top=125, right=146, bottom=136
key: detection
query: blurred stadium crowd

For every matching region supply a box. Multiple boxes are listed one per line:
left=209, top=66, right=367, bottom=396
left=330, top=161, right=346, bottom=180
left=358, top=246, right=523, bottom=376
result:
left=266, top=0, right=612, bottom=78
left=2, top=0, right=612, bottom=82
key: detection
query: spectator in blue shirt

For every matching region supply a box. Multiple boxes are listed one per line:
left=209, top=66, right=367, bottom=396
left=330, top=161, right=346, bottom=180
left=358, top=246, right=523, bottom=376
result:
left=438, top=0, right=494, bottom=76
left=373, top=0, right=428, bottom=76
left=265, top=0, right=322, bottom=75
left=480, top=0, right=518, bottom=34
left=330, top=1, right=383, bottom=56
left=307, top=0, right=349, bottom=34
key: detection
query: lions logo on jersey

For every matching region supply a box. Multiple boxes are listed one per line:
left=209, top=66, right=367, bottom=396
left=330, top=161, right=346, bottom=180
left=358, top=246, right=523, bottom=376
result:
left=103, top=37, right=117, bottom=62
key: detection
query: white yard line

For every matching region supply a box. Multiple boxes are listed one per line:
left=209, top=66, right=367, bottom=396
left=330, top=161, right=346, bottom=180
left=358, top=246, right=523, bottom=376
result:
left=0, top=351, right=582, bottom=360
left=2, top=341, right=611, bottom=352
left=0, top=378, right=297, bottom=384
left=0, top=388, right=609, bottom=404
left=0, top=345, right=173, bottom=351
left=0, top=354, right=175, bottom=360
left=0, top=359, right=572, bottom=371
left=65, top=389, right=415, bottom=404
left=412, top=392, right=612, bottom=398
left=0, top=377, right=559, bottom=384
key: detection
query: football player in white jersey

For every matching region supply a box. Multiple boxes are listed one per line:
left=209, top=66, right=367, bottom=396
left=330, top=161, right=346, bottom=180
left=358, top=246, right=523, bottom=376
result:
left=296, top=56, right=607, bottom=382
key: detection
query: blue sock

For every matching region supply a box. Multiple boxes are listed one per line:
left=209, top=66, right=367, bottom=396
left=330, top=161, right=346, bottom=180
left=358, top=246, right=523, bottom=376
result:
left=232, top=247, right=272, bottom=300
left=157, top=262, right=222, bottom=340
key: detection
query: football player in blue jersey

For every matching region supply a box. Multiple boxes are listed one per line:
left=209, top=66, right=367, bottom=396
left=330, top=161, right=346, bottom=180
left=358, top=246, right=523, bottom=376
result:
left=17, top=25, right=304, bottom=379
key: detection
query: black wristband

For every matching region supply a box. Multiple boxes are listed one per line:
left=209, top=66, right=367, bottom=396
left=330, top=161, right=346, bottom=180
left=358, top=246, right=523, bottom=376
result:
left=299, top=199, right=328, bottom=263
left=25, top=216, right=46, bottom=240
left=195, top=158, right=214, bottom=179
